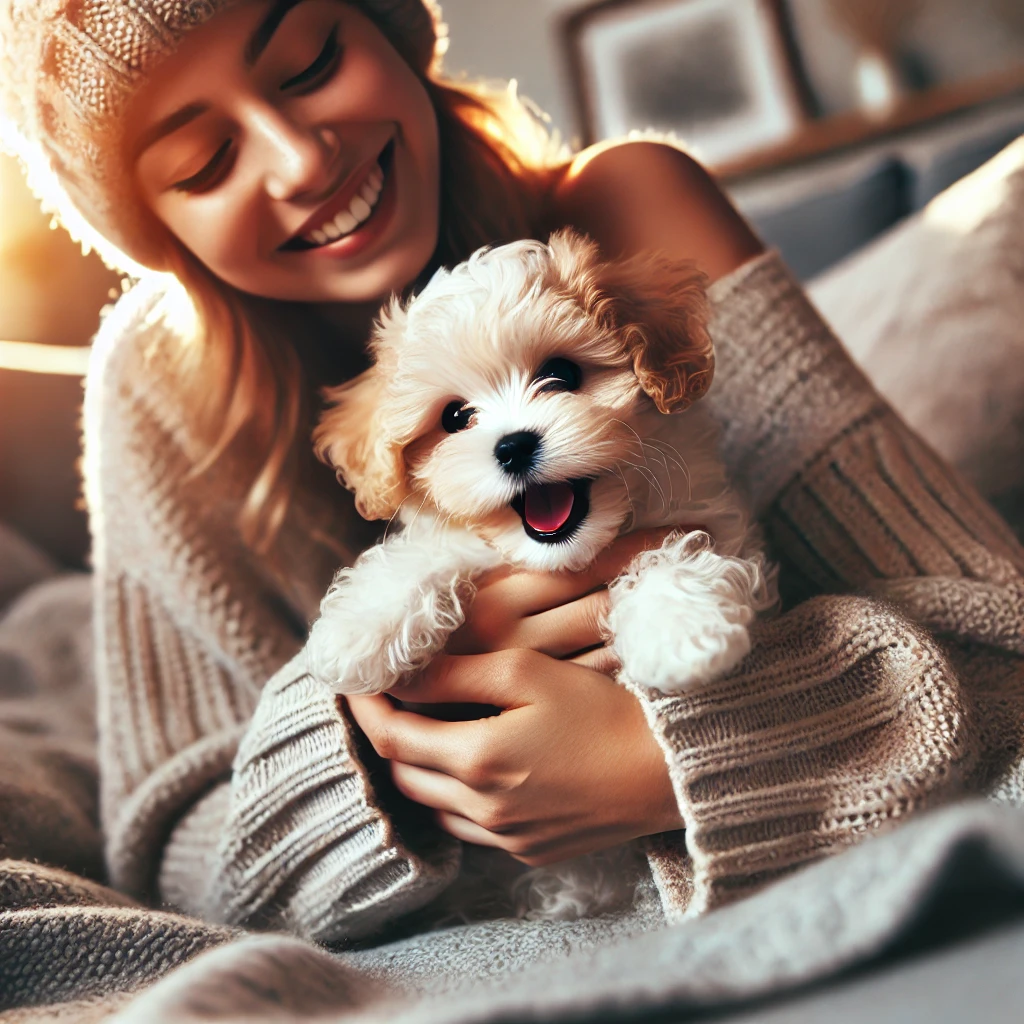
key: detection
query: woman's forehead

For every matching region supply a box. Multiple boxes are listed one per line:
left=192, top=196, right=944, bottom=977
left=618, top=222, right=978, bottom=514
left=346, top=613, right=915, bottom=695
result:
left=126, top=0, right=335, bottom=143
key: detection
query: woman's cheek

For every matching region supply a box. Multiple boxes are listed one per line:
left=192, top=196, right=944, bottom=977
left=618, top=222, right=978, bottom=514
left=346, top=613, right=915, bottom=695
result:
left=179, top=194, right=266, bottom=286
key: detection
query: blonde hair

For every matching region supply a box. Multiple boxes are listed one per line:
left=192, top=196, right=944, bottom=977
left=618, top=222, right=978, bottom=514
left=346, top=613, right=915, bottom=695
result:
left=162, top=77, right=567, bottom=553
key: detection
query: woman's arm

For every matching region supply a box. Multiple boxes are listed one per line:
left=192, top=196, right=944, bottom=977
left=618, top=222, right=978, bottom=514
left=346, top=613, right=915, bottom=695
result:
left=85, top=282, right=459, bottom=940
left=353, top=141, right=1020, bottom=917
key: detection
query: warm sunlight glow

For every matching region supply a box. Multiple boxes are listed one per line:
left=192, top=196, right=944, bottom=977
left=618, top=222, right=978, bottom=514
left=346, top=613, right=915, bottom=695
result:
left=923, top=137, right=1024, bottom=236
left=0, top=339, right=90, bottom=375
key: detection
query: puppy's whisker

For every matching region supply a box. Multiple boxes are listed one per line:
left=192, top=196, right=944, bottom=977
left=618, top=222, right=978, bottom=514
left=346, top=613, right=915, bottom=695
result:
left=616, top=421, right=671, bottom=504
left=392, top=493, right=431, bottom=541
left=615, top=420, right=655, bottom=472
left=617, top=457, right=667, bottom=508
left=614, top=465, right=636, bottom=513
left=634, top=440, right=672, bottom=508
left=644, top=437, right=692, bottom=502
left=645, top=438, right=690, bottom=485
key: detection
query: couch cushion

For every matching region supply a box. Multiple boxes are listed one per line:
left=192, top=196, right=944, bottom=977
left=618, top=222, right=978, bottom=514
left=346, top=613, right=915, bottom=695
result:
left=0, top=520, right=57, bottom=612
left=810, top=136, right=1024, bottom=537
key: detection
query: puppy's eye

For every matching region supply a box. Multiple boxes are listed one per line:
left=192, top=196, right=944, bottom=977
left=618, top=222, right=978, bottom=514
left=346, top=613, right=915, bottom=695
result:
left=442, top=400, right=476, bottom=434
left=535, top=358, right=582, bottom=393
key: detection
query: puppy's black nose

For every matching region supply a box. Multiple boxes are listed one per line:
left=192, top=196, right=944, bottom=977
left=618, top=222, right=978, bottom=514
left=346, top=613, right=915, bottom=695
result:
left=494, top=431, right=540, bottom=474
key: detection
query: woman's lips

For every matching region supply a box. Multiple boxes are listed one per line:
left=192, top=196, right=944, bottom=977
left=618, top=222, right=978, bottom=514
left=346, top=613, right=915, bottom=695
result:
left=279, top=139, right=396, bottom=256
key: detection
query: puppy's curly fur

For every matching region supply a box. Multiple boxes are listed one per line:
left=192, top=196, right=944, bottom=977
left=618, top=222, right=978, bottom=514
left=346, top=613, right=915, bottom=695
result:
left=309, top=230, right=776, bottom=920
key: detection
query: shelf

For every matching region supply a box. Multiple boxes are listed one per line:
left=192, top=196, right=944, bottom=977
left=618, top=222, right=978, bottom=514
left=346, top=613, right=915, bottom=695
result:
left=714, top=64, right=1024, bottom=182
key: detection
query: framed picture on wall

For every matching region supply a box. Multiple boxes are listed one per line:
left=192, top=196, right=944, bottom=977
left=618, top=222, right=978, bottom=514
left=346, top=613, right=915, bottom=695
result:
left=564, top=0, right=809, bottom=165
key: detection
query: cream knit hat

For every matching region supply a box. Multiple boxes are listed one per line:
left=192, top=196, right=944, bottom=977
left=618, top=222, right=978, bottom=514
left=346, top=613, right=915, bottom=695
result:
left=0, top=0, right=447, bottom=273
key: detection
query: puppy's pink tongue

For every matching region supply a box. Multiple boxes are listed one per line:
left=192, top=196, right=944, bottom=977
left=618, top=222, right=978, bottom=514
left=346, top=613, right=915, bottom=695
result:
left=524, top=483, right=575, bottom=534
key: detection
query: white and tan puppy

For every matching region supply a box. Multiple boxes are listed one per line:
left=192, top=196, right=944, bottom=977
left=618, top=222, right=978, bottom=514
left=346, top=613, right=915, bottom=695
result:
left=308, top=230, right=774, bottom=701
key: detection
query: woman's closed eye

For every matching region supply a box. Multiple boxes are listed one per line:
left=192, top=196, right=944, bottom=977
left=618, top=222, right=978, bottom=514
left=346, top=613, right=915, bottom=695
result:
left=281, top=25, right=342, bottom=93
left=171, top=137, right=236, bottom=194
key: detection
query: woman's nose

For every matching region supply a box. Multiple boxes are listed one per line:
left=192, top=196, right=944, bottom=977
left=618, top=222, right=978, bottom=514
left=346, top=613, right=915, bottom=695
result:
left=254, top=107, right=338, bottom=202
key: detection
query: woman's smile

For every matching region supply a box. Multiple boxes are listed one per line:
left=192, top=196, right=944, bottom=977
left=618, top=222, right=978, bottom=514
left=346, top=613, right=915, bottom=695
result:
left=128, top=1, right=441, bottom=305
left=279, top=136, right=397, bottom=261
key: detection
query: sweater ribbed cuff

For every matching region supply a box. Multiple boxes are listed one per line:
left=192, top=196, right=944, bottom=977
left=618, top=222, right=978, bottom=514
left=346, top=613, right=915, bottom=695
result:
left=207, top=653, right=460, bottom=942
left=628, top=597, right=974, bottom=918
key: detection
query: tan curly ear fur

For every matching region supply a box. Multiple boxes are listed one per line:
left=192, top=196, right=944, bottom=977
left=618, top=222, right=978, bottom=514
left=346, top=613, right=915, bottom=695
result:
left=314, top=369, right=408, bottom=521
left=547, top=229, right=713, bottom=413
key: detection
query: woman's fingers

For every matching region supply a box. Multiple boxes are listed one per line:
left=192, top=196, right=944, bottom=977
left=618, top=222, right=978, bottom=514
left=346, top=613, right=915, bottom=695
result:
left=459, top=589, right=611, bottom=660
left=449, top=528, right=679, bottom=657
left=397, top=649, right=541, bottom=706
left=390, top=761, right=479, bottom=816
left=435, top=811, right=509, bottom=850
left=571, top=644, right=621, bottom=676
left=517, top=589, right=610, bottom=657
left=473, top=528, right=677, bottom=621
left=346, top=693, right=488, bottom=777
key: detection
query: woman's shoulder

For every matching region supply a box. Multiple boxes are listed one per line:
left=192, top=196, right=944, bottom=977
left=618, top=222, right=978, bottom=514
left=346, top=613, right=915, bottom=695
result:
left=546, top=139, right=762, bottom=281
left=82, top=274, right=206, bottom=492
left=86, top=273, right=186, bottom=400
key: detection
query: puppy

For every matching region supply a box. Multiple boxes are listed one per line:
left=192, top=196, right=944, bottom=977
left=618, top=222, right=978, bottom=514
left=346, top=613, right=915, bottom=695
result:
left=309, top=230, right=775, bottom=919
left=310, top=229, right=773, bottom=697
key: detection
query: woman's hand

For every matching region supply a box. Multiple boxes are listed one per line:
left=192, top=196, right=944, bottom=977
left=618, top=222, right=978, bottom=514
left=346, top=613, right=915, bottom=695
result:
left=346, top=651, right=684, bottom=866
left=446, top=528, right=678, bottom=675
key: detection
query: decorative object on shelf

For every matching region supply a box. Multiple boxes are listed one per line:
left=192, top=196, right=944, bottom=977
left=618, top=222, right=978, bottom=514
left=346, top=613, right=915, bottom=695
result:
left=825, top=0, right=922, bottom=118
left=563, top=0, right=808, bottom=165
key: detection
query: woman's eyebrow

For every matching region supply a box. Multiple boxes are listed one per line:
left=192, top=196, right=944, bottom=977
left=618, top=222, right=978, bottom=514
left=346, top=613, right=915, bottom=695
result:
left=244, top=0, right=307, bottom=67
left=132, top=0, right=310, bottom=159
left=133, top=102, right=209, bottom=158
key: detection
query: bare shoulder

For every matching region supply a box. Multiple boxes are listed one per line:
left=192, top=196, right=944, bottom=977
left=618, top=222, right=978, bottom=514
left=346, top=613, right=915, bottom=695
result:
left=547, top=140, right=763, bottom=282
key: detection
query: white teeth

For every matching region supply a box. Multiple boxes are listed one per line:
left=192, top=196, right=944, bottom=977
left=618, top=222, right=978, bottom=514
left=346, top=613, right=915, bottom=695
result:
left=301, top=160, right=387, bottom=246
left=334, top=209, right=358, bottom=234
left=350, top=195, right=372, bottom=222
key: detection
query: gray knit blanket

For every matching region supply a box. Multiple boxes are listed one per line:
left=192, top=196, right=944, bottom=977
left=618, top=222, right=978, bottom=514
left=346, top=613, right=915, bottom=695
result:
left=5, top=796, right=1024, bottom=1022
left=3, top=530, right=1024, bottom=1023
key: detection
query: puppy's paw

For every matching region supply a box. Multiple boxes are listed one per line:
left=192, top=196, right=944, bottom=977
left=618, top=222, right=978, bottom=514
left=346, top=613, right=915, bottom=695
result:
left=307, top=527, right=493, bottom=694
left=608, top=531, right=768, bottom=693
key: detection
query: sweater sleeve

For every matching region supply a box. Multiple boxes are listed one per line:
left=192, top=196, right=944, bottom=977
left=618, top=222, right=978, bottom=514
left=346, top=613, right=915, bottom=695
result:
left=633, top=251, right=1023, bottom=918
left=84, top=284, right=459, bottom=942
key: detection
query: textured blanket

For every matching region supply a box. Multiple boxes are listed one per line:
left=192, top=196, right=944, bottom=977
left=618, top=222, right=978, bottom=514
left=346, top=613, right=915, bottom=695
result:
left=5, top=801, right=1024, bottom=1022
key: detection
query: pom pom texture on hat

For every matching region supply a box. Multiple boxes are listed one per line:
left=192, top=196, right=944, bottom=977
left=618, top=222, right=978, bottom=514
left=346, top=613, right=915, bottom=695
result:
left=0, top=0, right=445, bottom=273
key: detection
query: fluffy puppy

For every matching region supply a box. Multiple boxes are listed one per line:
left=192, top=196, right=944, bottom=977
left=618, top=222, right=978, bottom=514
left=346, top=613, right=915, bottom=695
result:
left=309, top=230, right=776, bottom=921
left=309, top=230, right=774, bottom=703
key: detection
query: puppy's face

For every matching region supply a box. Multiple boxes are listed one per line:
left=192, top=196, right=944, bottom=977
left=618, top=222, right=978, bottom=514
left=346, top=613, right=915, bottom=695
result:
left=315, top=231, right=712, bottom=571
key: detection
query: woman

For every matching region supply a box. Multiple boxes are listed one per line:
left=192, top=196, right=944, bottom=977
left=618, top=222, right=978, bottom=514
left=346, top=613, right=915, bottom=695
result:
left=2, top=0, right=1021, bottom=956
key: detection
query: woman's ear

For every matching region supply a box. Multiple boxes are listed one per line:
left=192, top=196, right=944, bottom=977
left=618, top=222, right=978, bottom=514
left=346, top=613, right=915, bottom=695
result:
left=314, top=368, right=408, bottom=521
left=547, top=230, right=713, bottom=414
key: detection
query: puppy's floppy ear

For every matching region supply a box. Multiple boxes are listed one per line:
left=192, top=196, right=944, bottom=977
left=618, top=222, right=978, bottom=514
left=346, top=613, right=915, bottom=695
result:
left=314, top=367, right=408, bottom=521
left=548, top=229, right=713, bottom=414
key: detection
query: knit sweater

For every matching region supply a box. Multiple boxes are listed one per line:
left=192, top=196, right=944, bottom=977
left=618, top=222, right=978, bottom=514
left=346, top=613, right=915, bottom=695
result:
left=81, top=250, right=1024, bottom=942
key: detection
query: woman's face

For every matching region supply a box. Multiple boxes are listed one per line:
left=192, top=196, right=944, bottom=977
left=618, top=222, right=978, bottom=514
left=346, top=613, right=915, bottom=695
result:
left=128, top=0, right=440, bottom=305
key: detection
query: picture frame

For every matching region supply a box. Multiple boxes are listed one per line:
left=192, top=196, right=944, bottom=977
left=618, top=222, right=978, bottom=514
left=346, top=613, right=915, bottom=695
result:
left=563, top=0, right=810, bottom=166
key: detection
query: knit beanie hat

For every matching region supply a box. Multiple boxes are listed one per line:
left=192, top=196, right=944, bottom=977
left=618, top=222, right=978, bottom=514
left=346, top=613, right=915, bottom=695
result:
left=0, top=0, right=447, bottom=273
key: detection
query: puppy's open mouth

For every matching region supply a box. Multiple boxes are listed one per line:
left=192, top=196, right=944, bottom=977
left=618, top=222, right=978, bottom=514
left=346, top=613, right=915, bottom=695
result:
left=511, top=479, right=591, bottom=543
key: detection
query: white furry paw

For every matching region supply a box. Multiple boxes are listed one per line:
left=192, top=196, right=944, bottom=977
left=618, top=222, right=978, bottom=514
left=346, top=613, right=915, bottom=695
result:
left=608, top=531, right=771, bottom=693
left=307, top=524, right=495, bottom=695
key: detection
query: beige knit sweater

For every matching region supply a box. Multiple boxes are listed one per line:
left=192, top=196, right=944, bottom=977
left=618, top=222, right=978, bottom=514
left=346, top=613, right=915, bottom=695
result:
left=81, top=251, right=1024, bottom=942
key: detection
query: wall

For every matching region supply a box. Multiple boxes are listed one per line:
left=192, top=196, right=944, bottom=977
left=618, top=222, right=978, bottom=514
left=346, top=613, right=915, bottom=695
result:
left=439, top=0, right=1024, bottom=144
